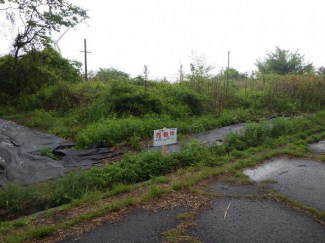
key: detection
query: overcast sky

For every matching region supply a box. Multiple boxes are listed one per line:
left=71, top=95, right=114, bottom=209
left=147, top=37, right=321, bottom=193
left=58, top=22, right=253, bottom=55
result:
left=1, top=0, right=325, bottom=80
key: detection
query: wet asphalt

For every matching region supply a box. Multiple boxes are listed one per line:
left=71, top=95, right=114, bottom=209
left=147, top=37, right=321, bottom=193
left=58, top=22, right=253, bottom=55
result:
left=244, top=158, right=325, bottom=210
left=189, top=198, right=325, bottom=243
left=62, top=195, right=325, bottom=243
left=308, top=140, right=325, bottom=154
left=60, top=208, right=186, bottom=243
left=206, top=181, right=263, bottom=196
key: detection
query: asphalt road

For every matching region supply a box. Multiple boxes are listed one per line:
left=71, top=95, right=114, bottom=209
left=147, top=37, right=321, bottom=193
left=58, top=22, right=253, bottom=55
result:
left=190, top=198, right=325, bottom=243
left=60, top=208, right=185, bottom=243
left=62, top=195, right=325, bottom=243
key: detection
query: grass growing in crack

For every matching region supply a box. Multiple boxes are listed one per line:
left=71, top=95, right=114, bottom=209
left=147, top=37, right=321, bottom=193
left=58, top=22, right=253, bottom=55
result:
left=162, top=211, right=200, bottom=243
left=177, top=211, right=197, bottom=221
left=273, top=192, right=324, bottom=218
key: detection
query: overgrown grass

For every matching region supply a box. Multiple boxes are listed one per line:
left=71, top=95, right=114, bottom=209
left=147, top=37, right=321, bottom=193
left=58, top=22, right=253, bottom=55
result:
left=1, top=111, right=325, bottom=219
left=3, top=74, right=325, bottom=146
left=76, top=108, right=252, bottom=148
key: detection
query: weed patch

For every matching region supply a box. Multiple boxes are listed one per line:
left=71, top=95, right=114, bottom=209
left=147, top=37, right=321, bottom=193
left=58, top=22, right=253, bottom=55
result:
left=1, top=111, right=325, bottom=221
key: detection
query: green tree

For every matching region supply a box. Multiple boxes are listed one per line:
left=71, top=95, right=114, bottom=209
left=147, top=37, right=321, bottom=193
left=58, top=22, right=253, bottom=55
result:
left=303, top=63, right=315, bottom=75
left=96, top=68, right=130, bottom=83
left=223, top=68, right=247, bottom=80
left=188, top=51, right=214, bottom=92
left=0, top=47, right=81, bottom=97
left=1, top=0, right=88, bottom=60
left=316, top=66, right=325, bottom=75
left=256, top=47, right=314, bottom=75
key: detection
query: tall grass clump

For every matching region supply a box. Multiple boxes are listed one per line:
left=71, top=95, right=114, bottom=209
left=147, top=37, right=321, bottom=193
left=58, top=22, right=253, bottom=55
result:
left=223, top=116, right=309, bottom=152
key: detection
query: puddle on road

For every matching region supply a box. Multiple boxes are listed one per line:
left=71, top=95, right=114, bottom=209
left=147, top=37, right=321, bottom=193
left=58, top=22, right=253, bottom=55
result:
left=243, top=159, right=307, bottom=181
left=244, top=158, right=325, bottom=210
left=308, top=140, right=325, bottom=154
left=243, top=158, right=325, bottom=181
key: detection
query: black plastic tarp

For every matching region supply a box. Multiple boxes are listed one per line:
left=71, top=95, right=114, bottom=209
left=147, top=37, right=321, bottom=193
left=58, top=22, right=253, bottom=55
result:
left=0, top=119, right=114, bottom=187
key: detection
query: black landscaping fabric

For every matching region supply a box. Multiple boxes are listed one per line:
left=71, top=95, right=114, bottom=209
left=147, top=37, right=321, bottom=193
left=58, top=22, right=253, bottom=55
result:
left=0, top=118, right=113, bottom=187
left=0, top=114, right=291, bottom=187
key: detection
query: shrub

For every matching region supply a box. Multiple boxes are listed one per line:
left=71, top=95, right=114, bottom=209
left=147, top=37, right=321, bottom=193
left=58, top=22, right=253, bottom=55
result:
left=170, top=88, right=204, bottom=116
left=110, top=93, right=163, bottom=116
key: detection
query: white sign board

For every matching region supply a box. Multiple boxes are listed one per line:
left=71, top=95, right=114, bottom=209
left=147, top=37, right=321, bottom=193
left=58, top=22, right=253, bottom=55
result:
left=153, top=128, right=177, bottom=147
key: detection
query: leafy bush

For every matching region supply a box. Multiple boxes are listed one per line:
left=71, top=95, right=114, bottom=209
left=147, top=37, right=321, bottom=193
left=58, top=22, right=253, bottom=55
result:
left=165, top=88, right=204, bottom=116
left=110, top=93, right=163, bottom=116
left=95, top=68, right=130, bottom=83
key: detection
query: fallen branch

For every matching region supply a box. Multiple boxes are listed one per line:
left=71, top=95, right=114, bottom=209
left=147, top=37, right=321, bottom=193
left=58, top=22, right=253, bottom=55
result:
left=224, top=202, right=232, bottom=220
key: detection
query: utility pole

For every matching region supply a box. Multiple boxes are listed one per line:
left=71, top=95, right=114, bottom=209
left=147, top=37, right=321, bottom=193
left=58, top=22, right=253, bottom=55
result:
left=143, top=65, right=149, bottom=95
left=81, top=39, right=91, bottom=81
left=227, top=51, right=230, bottom=69
left=179, top=64, right=184, bottom=82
